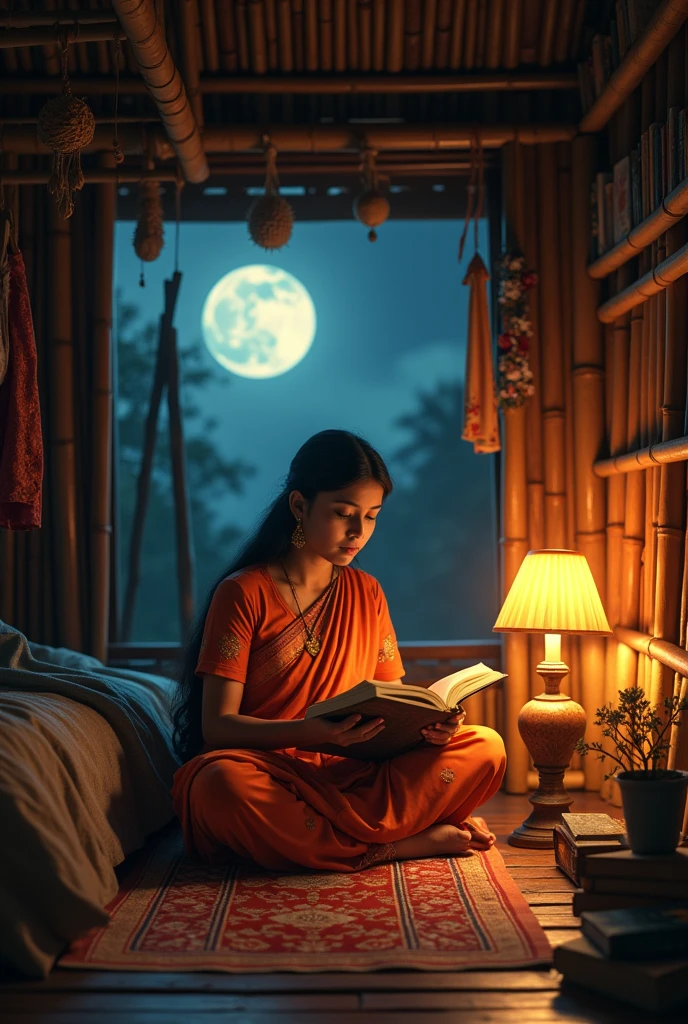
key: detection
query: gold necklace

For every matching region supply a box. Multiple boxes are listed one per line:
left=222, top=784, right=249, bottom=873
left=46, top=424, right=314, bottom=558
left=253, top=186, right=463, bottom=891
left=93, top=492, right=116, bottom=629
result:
left=280, top=561, right=337, bottom=657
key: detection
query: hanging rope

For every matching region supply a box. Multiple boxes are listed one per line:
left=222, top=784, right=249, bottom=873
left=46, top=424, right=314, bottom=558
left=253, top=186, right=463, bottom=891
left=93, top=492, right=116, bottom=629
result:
left=458, top=131, right=485, bottom=262
left=36, top=27, right=95, bottom=219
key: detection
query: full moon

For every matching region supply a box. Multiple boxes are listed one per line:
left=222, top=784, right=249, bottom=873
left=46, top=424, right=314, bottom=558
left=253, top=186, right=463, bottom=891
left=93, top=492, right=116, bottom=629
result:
left=201, top=264, right=317, bottom=379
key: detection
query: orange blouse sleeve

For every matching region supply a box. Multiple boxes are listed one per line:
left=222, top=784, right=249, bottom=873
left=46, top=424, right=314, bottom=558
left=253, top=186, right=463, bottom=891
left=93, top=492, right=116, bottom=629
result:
left=370, top=577, right=405, bottom=682
left=195, top=577, right=255, bottom=682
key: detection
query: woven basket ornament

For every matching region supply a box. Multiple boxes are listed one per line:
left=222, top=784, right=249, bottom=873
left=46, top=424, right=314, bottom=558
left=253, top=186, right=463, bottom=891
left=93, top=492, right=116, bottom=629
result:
left=247, top=144, right=294, bottom=250
left=37, top=41, right=95, bottom=220
left=134, top=179, right=165, bottom=262
left=353, top=148, right=390, bottom=242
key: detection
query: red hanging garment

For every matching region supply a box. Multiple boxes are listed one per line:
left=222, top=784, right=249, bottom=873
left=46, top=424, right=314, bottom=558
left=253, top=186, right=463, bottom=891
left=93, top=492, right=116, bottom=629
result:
left=0, top=251, right=43, bottom=530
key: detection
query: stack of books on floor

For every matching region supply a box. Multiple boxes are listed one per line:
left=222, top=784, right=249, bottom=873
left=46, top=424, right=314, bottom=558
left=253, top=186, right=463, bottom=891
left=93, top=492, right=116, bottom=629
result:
left=554, top=847, right=688, bottom=1013
left=553, top=813, right=627, bottom=888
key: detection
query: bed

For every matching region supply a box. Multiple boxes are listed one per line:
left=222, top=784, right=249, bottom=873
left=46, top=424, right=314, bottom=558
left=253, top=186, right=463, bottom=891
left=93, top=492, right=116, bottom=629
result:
left=0, top=621, right=180, bottom=977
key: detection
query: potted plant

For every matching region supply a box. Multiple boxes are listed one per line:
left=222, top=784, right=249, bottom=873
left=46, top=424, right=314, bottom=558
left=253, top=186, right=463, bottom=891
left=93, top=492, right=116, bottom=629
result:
left=576, top=687, right=688, bottom=855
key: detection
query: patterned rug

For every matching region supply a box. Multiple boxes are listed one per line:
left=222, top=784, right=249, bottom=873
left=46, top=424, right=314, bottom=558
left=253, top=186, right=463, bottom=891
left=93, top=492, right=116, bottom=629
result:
left=59, top=827, right=551, bottom=972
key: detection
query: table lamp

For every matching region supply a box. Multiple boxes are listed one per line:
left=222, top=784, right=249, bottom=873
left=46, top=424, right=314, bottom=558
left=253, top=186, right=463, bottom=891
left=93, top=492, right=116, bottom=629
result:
left=493, top=549, right=612, bottom=848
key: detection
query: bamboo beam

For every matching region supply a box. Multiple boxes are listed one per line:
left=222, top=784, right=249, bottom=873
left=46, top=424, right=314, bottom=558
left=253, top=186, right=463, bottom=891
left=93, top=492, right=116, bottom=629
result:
left=554, top=0, right=576, bottom=65
left=179, top=0, right=204, bottom=125
left=0, top=169, right=179, bottom=184
left=421, top=0, right=438, bottom=70
left=278, top=0, right=294, bottom=71
left=305, top=0, right=319, bottom=71
left=91, top=155, right=116, bottom=663
left=594, top=434, right=688, bottom=477
left=0, top=71, right=578, bottom=95
left=200, top=0, right=220, bottom=71
left=434, top=0, right=452, bottom=69
left=404, top=0, right=422, bottom=71
left=501, top=141, right=531, bottom=794
left=372, top=0, right=384, bottom=72
left=217, top=0, right=239, bottom=71
left=597, top=238, right=688, bottom=322
left=48, top=205, right=82, bottom=651
left=484, top=0, right=503, bottom=69
left=538, top=0, right=557, bottom=67
left=588, top=174, right=688, bottom=279
left=0, top=12, right=118, bottom=26
left=579, top=0, right=688, bottom=133
left=110, top=0, right=208, bottom=183
left=320, top=0, right=333, bottom=72
left=463, top=0, right=477, bottom=69
left=0, top=25, right=125, bottom=47
left=615, top=625, right=688, bottom=678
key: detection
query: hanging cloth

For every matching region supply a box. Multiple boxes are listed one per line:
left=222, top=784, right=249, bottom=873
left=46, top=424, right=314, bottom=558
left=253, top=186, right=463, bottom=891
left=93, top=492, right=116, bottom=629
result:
left=0, top=245, right=44, bottom=530
left=459, top=134, right=500, bottom=454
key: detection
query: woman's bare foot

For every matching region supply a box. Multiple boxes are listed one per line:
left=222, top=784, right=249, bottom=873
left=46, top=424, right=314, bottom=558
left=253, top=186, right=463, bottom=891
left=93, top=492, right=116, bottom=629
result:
left=393, top=824, right=473, bottom=860
left=392, top=817, right=496, bottom=862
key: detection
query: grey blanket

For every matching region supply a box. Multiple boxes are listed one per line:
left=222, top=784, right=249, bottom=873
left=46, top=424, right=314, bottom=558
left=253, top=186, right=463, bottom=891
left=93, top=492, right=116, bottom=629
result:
left=0, top=623, right=180, bottom=977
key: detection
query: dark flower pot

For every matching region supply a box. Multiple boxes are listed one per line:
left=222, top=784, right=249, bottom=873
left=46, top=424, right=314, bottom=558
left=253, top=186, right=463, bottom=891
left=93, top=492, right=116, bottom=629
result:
left=615, top=770, right=688, bottom=855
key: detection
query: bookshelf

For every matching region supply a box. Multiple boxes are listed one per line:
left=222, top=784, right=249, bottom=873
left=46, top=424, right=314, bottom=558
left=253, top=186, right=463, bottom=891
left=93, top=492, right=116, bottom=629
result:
left=578, top=0, right=688, bottom=134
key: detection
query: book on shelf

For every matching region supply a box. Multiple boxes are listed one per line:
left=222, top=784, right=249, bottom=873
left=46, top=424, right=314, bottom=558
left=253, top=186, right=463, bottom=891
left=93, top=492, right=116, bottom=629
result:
left=554, top=936, right=688, bottom=1014
left=581, top=875, right=688, bottom=900
left=582, top=847, right=688, bottom=882
left=629, top=147, right=641, bottom=227
left=580, top=903, right=688, bottom=960
left=301, top=662, right=506, bottom=760
left=554, top=815, right=627, bottom=887
left=595, top=172, right=612, bottom=254
left=649, top=121, right=664, bottom=210
left=612, top=156, right=631, bottom=244
left=572, top=888, right=670, bottom=915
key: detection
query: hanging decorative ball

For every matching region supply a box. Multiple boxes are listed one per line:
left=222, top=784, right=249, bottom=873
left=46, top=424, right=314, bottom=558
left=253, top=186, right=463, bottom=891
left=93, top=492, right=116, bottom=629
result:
left=37, top=93, right=96, bottom=219
left=353, top=188, right=390, bottom=243
left=134, top=180, right=165, bottom=262
left=247, top=193, right=294, bottom=251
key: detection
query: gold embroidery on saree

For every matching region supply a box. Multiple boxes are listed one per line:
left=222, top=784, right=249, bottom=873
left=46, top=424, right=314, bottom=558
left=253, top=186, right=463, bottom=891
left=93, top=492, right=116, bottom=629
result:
left=440, top=768, right=455, bottom=783
left=217, top=632, right=242, bottom=661
left=305, top=817, right=316, bottom=831
left=378, top=634, right=396, bottom=663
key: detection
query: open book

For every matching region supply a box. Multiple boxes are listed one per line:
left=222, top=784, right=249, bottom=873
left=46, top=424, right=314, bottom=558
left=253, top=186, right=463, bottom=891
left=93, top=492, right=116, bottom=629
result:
left=301, top=662, right=506, bottom=761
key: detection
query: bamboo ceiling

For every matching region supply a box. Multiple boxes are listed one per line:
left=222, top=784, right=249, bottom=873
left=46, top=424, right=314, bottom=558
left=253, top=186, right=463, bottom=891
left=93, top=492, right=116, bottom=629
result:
left=0, top=0, right=592, bottom=194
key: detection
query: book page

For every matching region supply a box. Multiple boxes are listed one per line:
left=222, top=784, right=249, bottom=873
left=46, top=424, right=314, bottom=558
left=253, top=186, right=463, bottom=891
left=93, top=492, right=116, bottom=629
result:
left=430, top=659, right=495, bottom=708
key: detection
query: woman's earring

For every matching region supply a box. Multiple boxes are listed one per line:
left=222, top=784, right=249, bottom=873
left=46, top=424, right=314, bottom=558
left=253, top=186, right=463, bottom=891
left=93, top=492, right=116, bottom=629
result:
left=291, top=519, right=306, bottom=548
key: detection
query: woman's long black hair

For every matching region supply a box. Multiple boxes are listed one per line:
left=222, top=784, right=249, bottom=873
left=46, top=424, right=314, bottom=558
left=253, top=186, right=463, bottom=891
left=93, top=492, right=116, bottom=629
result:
left=171, top=429, right=393, bottom=762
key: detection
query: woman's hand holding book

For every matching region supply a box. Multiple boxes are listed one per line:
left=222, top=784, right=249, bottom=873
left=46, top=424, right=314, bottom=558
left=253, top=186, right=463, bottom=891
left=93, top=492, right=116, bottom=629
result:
left=421, top=710, right=464, bottom=745
left=298, top=713, right=386, bottom=750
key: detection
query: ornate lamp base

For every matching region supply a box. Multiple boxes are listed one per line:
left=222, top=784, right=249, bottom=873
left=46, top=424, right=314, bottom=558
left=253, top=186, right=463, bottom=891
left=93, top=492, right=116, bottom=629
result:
left=507, top=651, right=587, bottom=850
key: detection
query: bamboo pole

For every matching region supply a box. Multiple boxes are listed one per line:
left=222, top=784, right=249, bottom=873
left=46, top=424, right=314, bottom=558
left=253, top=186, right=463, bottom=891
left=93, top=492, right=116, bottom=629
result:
left=331, top=0, right=344, bottom=70
left=554, top=0, right=576, bottom=65
left=346, top=0, right=358, bottom=70
left=501, top=141, right=531, bottom=794
left=358, top=0, right=371, bottom=72
left=217, top=0, right=240, bottom=71
left=304, top=0, right=318, bottom=71
left=484, top=0, right=503, bottom=69
left=249, top=0, right=270, bottom=73
left=178, top=0, right=204, bottom=126
left=421, top=0, right=438, bottom=70
left=90, top=154, right=116, bottom=663
left=502, top=0, right=521, bottom=68
left=538, top=0, right=557, bottom=67
left=265, top=0, right=278, bottom=69
left=48, top=205, right=82, bottom=651
left=404, top=0, right=421, bottom=70
left=318, top=0, right=333, bottom=72
left=111, top=0, right=208, bottom=183
left=536, top=145, right=567, bottom=550
left=435, top=0, right=452, bottom=69
left=235, top=0, right=251, bottom=70
left=372, top=0, right=384, bottom=72
left=579, top=0, right=688, bottom=133
left=167, top=324, right=196, bottom=639
left=386, top=0, right=404, bottom=72
left=0, top=25, right=125, bottom=47
left=597, top=237, right=688, bottom=321
left=277, top=0, right=294, bottom=70
left=523, top=146, right=544, bottom=556
left=200, top=0, right=220, bottom=71
left=463, top=0, right=477, bottom=69
left=121, top=273, right=183, bottom=642
left=475, top=0, right=486, bottom=67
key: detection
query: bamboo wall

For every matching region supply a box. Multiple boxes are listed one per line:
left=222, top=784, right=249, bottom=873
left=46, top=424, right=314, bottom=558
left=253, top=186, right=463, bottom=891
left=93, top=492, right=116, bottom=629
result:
left=0, top=180, right=116, bottom=661
left=498, top=136, right=608, bottom=794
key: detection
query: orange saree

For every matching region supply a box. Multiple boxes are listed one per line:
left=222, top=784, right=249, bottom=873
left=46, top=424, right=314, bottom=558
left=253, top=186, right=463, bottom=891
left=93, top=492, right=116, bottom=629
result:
left=171, top=565, right=506, bottom=872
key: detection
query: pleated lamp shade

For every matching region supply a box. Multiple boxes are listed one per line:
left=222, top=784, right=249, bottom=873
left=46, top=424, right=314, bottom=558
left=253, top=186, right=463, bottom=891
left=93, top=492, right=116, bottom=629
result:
left=494, top=549, right=612, bottom=635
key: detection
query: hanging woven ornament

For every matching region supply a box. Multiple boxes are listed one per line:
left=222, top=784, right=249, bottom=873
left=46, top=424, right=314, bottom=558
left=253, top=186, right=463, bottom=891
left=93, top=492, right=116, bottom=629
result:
left=247, top=143, right=294, bottom=250
left=133, top=177, right=165, bottom=263
left=37, top=34, right=95, bottom=219
left=353, top=148, right=390, bottom=242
